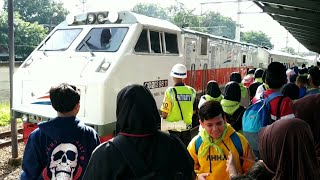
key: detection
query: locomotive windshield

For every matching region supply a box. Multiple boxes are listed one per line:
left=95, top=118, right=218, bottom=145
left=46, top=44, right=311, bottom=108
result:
left=39, top=28, right=82, bottom=51
left=76, top=27, right=128, bottom=52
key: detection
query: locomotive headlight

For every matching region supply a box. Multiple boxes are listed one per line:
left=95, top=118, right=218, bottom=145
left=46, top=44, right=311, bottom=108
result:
left=97, top=13, right=106, bottom=24
left=66, top=13, right=75, bottom=25
left=108, top=11, right=119, bottom=23
left=87, top=13, right=96, bottom=24
left=22, top=57, right=34, bottom=68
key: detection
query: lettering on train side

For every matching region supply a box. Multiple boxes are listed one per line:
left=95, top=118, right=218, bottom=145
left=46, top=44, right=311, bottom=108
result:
left=144, top=79, right=168, bottom=89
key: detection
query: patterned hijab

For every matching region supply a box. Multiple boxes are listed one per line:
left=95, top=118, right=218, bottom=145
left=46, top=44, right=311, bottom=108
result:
left=259, top=118, right=320, bottom=180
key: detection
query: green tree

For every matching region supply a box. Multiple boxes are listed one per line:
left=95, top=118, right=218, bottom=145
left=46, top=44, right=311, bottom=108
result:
left=201, top=12, right=236, bottom=39
left=4, top=0, right=68, bottom=26
left=241, top=30, right=273, bottom=48
left=0, top=11, right=48, bottom=59
left=132, top=3, right=169, bottom=20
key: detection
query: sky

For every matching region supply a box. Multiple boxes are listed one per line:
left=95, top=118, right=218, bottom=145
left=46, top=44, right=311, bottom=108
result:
left=0, top=0, right=309, bottom=52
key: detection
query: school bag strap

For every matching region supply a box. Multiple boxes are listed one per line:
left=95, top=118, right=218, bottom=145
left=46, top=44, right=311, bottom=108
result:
left=172, top=88, right=184, bottom=120
left=195, top=132, right=243, bottom=164
left=110, top=135, right=150, bottom=177
left=276, top=96, right=285, bottom=120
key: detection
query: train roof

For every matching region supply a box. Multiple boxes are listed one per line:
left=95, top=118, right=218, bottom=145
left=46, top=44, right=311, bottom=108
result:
left=182, top=28, right=258, bottom=48
left=64, top=11, right=181, bottom=32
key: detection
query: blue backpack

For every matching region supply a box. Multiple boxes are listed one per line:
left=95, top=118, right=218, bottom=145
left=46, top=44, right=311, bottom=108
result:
left=242, top=92, right=282, bottom=157
left=242, top=92, right=282, bottom=133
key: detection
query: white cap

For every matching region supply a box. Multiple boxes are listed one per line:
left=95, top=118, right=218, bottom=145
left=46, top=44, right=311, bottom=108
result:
left=170, top=63, right=187, bottom=79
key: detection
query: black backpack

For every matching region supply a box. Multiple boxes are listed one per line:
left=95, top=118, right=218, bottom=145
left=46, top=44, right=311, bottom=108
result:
left=110, top=132, right=194, bottom=180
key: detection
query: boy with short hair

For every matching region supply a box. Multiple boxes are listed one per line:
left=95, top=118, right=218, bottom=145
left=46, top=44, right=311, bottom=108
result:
left=187, top=101, right=254, bottom=180
left=21, top=83, right=100, bottom=180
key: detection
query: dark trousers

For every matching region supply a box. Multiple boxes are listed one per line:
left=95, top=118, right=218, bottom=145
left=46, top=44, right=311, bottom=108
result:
left=168, top=130, right=191, bottom=147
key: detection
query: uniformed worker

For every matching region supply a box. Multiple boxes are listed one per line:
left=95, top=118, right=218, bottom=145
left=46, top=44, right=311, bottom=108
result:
left=160, top=63, right=196, bottom=147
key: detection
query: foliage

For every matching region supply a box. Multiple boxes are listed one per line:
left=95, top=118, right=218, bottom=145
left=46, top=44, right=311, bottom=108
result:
left=241, top=30, right=273, bottom=48
left=132, top=3, right=169, bottom=20
left=132, top=2, right=236, bottom=39
left=4, top=0, right=68, bottom=25
left=202, top=12, right=236, bottom=39
left=0, top=103, right=10, bottom=126
left=0, top=11, right=48, bottom=59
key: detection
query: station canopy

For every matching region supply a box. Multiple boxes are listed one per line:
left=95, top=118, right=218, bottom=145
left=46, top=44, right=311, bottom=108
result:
left=254, top=0, right=320, bottom=53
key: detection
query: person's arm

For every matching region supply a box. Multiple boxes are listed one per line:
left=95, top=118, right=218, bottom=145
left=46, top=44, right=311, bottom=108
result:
left=241, top=141, right=256, bottom=174
left=160, top=89, right=172, bottom=119
left=21, top=130, right=43, bottom=180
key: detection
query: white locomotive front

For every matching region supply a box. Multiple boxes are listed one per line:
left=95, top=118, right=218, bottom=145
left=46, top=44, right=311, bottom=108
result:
left=13, top=11, right=184, bottom=142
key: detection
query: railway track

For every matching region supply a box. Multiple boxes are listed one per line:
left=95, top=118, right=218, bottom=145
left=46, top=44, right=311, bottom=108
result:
left=0, top=128, right=23, bottom=148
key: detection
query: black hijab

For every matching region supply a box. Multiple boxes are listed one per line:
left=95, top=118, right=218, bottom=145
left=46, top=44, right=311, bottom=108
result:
left=224, top=81, right=241, bottom=102
left=116, top=84, right=160, bottom=135
left=230, top=72, right=242, bottom=83
left=206, top=80, right=221, bottom=98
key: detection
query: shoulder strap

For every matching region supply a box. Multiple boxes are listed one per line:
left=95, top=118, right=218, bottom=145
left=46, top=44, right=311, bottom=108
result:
left=265, top=91, right=282, bottom=104
left=110, top=136, right=148, bottom=177
left=276, top=96, right=285, bottom=120
left=172, top=88, right=184, bottom=120
left=230, top=132, right=243, bottom=157
left=230, top=132, right=243, bottom=166
left=195, top=136, right=203, bottom=155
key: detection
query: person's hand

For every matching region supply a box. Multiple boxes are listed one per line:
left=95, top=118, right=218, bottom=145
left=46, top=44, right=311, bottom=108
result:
left=197, top=173, right=210, bottom=180
left=226, top=152, right=238, bottom=178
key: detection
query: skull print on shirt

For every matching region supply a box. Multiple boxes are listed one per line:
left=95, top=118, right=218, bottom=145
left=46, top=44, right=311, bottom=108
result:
left=42, top=142, right=86, bottom=180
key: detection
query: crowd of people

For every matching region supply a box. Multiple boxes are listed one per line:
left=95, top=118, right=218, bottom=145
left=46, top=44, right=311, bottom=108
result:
left=20, top=61, right=320, bottom=180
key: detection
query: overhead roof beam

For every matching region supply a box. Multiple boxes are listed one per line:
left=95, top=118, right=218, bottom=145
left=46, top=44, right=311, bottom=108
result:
left=263, top=6, right=320, bottom=22
left=272, top=15, right=320, bottom=29
left=290, top=33, right=319, bottom=43
left=279, top=22, right=318, bottom=31
left=285, top=27, right=320, bottom=37
left=255, top=0, right=320, bottom=12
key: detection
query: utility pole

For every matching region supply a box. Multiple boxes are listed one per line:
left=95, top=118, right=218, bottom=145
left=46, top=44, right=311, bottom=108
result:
left=80, top=0, right=87, bottom=12
left=8, top=0, right=19, bottom=164
left=235, top=0, right=241, bottom=41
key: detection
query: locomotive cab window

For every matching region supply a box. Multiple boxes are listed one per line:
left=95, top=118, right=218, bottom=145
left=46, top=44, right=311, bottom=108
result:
left=135, top=29, right=149, bottom=53
left=77, top=27, right=128, bottom=52
left=164, top=33, right=178, bottom=54
left=150, top=31, right=162, bottom=53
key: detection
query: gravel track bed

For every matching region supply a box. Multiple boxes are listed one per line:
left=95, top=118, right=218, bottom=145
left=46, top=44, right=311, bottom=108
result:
left=0, top=123, right=24, bottom=180
left=0, top=142, right=24, bottom=180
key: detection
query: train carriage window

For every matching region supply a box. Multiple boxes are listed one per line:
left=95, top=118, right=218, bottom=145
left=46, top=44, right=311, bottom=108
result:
left=164, top=33, right=178, bottom=54
left=150, top=31, right=162, bottom=53
left=77, top=27, right=128, bottom=52
left=242, top=55, right=246, bottom=64
left=134, top=29, right=149, bottom=53
left=200, top=37, right=208, bottom=55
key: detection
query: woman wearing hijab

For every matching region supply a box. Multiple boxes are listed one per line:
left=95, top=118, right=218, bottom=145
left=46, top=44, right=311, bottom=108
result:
left=292, top=93, right=320, bottom=162
left=198, top=80, right=223, bottom=109
left=82, top=84, right=195, bottom=180
left=227, top=118, right=320, bottom=180
left=230, top=72, right=250, bottom=107
left=221, top=81, right=246, bottom=132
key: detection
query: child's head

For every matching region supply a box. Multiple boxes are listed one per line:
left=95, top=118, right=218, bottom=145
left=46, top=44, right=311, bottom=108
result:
left=296, top=75, right=308, bottom=87
left=199, top=101, right=226, bottom=139
left=50, top=83, right=80, bottom=114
